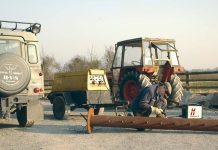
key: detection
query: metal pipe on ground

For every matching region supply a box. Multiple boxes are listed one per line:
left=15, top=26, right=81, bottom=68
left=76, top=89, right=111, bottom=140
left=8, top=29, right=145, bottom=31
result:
left=87, top=108, right=218, bottom=134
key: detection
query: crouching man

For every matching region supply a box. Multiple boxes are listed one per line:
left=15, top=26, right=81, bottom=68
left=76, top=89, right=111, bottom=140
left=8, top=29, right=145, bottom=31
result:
left=131, top=82, right=172, bottom=118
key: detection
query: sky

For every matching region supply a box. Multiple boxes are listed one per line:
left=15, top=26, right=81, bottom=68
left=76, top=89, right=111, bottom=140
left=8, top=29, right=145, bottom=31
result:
left=1, top=0, right=218, bottom=70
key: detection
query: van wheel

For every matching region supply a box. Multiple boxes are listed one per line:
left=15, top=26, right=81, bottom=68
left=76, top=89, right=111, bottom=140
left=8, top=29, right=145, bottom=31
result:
left=16, top=106, right=34, bottom=127
left=53, top=96, right=66, bottom=120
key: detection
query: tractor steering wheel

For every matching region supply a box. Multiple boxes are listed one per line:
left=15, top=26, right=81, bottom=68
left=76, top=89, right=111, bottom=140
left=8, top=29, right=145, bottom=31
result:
left=131, top=60, right=141, bottom=65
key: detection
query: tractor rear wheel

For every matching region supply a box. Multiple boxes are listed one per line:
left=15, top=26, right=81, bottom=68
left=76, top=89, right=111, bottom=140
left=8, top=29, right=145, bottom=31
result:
left=119, top=71, right=151, bottom=103
left=170, top=74, right=183, bottom=104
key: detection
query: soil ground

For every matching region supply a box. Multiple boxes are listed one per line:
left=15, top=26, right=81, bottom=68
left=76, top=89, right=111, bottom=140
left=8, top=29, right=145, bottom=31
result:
left=0, top=100, right=218, bottom=150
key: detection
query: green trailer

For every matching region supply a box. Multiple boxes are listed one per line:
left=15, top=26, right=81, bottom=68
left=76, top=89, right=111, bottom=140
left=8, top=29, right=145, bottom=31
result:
left=48, top=69, right=126, bottom=119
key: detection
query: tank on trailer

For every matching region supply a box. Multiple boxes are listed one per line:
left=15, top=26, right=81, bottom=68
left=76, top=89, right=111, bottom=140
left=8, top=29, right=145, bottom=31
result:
left=48, top=69, right=113, bottom=119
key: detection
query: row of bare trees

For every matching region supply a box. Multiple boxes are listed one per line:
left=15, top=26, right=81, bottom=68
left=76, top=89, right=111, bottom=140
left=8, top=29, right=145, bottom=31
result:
left=42, top=46, right=115, bottom=80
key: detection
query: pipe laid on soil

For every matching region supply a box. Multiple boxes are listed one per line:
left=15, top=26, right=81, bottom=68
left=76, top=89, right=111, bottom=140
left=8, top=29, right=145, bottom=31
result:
left=87, top=108, right=218, bottom=133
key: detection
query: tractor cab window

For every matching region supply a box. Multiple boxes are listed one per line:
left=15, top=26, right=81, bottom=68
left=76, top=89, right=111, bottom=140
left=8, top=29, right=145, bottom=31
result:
left=150, top=42, right=179, bottom=66
left=0, top=39, right=21, bottom=56
left=123, top=42, right=142, bottom=66
left=170, top=52, right=179, bottom=65
left=112, top=46, right=122, bottom=68
left=144, top=42, right=152, bottom=65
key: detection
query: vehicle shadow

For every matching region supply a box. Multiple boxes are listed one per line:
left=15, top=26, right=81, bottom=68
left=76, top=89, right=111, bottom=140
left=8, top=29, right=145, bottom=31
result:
left=12, top=123, right=218, bottom=135
left=0, top=123, right=18, bottom=129
left=44, top=113, right=87, bottom=121
left=15, top=124, right=87, bottom=134
left=0, top=115, right=19, bottom=129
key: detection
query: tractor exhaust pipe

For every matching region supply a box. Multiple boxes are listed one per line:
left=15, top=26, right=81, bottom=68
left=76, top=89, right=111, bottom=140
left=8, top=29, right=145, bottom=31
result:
left=87, top=108, right=218, bottom=134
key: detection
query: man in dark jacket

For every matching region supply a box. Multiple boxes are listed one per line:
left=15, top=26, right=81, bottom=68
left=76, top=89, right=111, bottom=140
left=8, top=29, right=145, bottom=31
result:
left=131, top=82, right=172, bottom=117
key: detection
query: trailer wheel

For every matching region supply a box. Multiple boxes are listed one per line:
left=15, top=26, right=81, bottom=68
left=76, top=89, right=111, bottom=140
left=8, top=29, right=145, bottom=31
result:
left=16, top=106, right=34, bottom=127
left=53, top=96, right=66, bottom=120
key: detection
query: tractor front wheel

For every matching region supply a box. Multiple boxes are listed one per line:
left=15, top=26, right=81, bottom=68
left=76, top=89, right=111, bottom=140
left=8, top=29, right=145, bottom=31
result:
left=119, top=71, right=140, bottom=103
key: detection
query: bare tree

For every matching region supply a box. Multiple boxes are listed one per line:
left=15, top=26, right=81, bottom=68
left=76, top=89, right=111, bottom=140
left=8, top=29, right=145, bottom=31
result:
left=63, top=53, right=102, bottom=72
left=63, top=55, right=88, bottom=72
left=42, top=55, right=61, bottom=80
left=87, top=45, right=102, bottom=69
left=89, top=58, right=102, bottom=69
left=63, top=46, right=114, bottom=73
left=102, top=46, right=115, bottom=71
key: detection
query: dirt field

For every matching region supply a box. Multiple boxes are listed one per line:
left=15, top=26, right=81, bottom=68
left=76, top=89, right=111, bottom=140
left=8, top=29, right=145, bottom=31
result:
left=1, top=101, right=218, bottom=150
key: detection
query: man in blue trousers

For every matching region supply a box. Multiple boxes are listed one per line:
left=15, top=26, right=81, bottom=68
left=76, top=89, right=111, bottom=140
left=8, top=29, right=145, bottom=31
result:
left=131, top=82, right=172, bottom=118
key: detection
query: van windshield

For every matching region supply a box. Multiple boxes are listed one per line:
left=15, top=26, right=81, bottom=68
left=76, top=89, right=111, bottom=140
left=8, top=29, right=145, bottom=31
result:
left=0, top=39, right=21, bottom=56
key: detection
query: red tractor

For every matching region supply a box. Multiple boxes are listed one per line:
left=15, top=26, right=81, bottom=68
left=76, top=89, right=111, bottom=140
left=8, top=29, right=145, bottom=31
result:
left=108, top=37, right=184, bottom=105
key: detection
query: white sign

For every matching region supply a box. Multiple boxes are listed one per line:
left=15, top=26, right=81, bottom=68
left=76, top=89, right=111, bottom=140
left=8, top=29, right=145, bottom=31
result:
left=187, top=105, right=202, bottom=118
